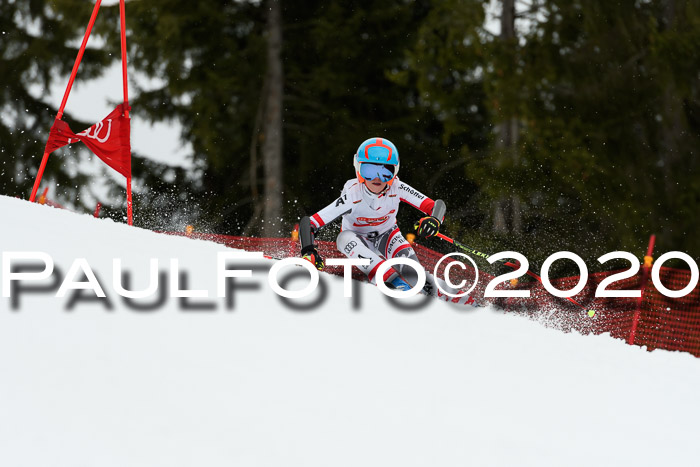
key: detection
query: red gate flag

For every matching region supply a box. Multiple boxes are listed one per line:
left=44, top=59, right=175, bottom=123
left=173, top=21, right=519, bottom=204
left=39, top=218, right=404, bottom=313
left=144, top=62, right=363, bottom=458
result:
left=45, top=103, right=131, bottom=179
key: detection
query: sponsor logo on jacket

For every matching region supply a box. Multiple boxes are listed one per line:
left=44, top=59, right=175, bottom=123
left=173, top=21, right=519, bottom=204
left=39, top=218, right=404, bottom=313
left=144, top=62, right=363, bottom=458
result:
left=353, top=215, right=390, bottom=227
left=399, top=184, right=425, bottom=200
left=388, top=233, right=404, bottom=250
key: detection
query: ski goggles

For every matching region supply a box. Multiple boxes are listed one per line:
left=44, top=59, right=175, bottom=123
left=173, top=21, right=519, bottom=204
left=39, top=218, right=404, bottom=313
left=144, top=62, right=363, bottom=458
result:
left=359, top=163, right=395, bottom=182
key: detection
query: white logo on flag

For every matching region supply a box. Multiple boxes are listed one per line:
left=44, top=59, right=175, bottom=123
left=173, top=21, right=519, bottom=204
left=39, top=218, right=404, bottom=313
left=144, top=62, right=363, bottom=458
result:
left=78, top=119, right=112, bottom=143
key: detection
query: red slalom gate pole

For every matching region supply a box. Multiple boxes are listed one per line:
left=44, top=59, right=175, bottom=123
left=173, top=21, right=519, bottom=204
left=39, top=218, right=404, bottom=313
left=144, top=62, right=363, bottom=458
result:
left=120, top=0, right=133, bottom=226
left=628, top=234, right=656, bottom=345
left=30, top=0, right=103, bottom=203
left=29, top=150, right=52, bottom=203
left=38, top=187, right=49, bottom=205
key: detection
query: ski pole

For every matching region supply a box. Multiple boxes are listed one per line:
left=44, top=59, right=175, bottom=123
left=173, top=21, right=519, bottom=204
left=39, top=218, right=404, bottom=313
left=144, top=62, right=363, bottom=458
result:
left=435, top=233, right=498, bottom=262
left=435, top=232, right=596, bottom=317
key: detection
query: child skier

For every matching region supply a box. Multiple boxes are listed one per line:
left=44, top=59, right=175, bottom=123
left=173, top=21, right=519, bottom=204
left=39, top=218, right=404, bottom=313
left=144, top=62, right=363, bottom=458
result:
left=299, top=137, right=447, bottom=292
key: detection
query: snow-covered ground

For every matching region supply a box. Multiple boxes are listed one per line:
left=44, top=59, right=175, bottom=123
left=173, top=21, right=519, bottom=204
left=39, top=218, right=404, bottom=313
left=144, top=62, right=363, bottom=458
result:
left=1, top=194, right=699, bottom=467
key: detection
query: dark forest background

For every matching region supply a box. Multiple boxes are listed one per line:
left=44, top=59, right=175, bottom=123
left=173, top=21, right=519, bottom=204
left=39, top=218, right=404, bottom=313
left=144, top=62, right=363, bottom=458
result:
left=2, top=0, right=699, bottom=273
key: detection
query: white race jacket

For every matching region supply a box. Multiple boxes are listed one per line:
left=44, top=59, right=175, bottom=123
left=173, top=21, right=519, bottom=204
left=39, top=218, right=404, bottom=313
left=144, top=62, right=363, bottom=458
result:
left=309, top=177, right=436, bottom=237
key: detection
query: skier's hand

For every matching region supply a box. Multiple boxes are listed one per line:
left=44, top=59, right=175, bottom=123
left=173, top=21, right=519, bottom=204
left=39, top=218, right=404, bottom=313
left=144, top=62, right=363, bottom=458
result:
left=301, top=245, right=325, bottom=270
left=414, top=216, right=441, bottom=238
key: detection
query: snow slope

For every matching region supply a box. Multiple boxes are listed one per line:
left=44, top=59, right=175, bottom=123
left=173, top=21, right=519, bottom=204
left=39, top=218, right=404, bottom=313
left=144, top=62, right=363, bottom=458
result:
left=1, top=195, right=699, bottom=467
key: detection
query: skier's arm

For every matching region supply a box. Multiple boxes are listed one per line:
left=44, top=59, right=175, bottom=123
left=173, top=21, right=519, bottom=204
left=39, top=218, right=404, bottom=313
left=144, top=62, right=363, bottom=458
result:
left=397, top=181, right=441, bottom=217
left=397, top=181, right=445, bottom=238
left=307, top=192, right=352, bottom=231
left=299, top=193, right=353, bottom=269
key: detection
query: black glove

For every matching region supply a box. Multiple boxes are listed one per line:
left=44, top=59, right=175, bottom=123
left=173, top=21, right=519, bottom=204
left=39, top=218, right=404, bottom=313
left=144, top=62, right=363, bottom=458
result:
left=301, top=245, right=325, bottom=270
left=414, top=216, right=441, bottom=238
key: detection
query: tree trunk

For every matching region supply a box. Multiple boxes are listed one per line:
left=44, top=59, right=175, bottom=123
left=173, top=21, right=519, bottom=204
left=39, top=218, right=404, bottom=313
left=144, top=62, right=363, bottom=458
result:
left=501, top=0, right=515, bottom=38
left=492, top=0, right=521, bottom=235
left=261, top=0, right=284, bottom=237
left=659, top=0, right=683, bottom=204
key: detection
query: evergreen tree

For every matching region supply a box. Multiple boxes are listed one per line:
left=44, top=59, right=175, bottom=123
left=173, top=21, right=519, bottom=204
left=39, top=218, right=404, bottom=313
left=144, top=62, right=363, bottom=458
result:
left=107, top=0, right=449, bottom=237
left=11, top=0, right=696, bottom=266
left=100, top=0, right=268, bottom=233
left=0, top=0, right=114, bottom=208
left=512, top=0, right=700, bottom=264
left=402, top=0, right=700, bottom=270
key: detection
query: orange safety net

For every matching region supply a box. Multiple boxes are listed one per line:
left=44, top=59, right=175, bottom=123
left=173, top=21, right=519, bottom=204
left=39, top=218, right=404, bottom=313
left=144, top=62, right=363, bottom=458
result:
left=166, top=232, right=700, bottom=357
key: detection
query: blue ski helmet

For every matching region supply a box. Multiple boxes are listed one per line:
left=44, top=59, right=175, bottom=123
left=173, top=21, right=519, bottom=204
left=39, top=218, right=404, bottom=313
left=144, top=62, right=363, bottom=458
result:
left=354, top=137, right=400, bottom=185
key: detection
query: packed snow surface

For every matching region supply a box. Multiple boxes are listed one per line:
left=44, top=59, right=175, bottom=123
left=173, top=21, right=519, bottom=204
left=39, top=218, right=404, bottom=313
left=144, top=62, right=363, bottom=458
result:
left=1, top=195, right=699, bottom=467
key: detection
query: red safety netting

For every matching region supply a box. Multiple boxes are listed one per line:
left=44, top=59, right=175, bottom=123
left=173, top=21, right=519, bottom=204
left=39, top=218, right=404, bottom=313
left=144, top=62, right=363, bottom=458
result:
left=631, top=268, right=700, bottom=354
left=165, top=232, right=700, bottom=357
